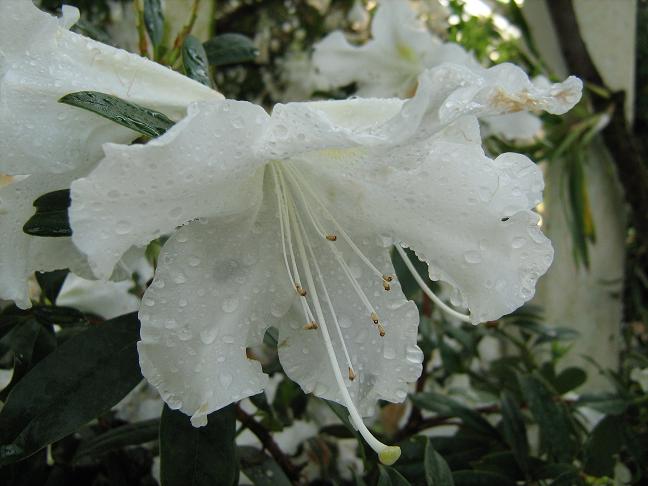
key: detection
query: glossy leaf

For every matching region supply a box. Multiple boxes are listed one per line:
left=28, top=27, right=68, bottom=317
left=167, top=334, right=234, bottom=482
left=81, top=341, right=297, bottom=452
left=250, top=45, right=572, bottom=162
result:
left=160, top=404, right=237, bottom=486
left=238, top=446, right=291, bottom=486
left=35, top=270, right=69, bottom=304
left=424, top=439, right=454, bottom=486
left=183, top=35, right=212, bottom=87
left=74, top=419, right=160, bottom=464
left=499, top=391, right=529, bottom=474
left=59, top=91, right=175, bottom=138
left=518, top=373, right=577, bottom=463
left=452, top=470, right=517, bottom=486
left=23, top=189, right=72, bottom=237
left=378, top=465, right=411, bottom=485
left=143, top=0, right=164, bottom=47
left=583, top=415, right=624, bottom=477
left=410, top=392, right=499, bottom=438
left=203, top=33, right=258, bottom=66
left=0, top=313, right=142, bottom=465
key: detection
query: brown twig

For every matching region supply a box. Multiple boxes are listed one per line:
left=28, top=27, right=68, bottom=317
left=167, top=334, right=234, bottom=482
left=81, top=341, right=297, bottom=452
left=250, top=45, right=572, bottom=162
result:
left=547, top=0, right=648, bottom=244
left=235, top=405, right=302, bottom=482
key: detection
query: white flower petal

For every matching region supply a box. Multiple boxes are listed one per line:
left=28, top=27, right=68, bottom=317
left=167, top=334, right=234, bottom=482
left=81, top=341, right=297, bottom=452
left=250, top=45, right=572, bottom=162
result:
left=297, top=131, right=552, bottom=323
left=57, top=274, right=141, bottom=319
left=312, top=0, right=475, bottom=98
left=481, top=111, right=543, bottom=141
left=0, top=0, right=220, bottom=175
left=276, top=228, right=422, bottom=415
left=438, top=63, right=583, bottom=121
left=137, top=183, right=294, bottom=426
left=0, top=172, right=90, bottom=308
left=70, top=100, right=268, bottom=279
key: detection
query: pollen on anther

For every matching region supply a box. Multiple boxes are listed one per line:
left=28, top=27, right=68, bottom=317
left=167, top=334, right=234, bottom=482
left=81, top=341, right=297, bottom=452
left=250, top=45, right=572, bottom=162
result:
left=371, top=312, right=379, bottom=324
left=383, top=281, right=391, bottom=291
left=383, top=274, right=394, bottom=282
left=304, top=321, right=319, bottom=330
left=295, top=284, right=307, bottom=297
left=378, top=324, right=386, bottom=337
left=326, top=234, right=337, bottom=241
left=348, top=367, right=356, bottom=381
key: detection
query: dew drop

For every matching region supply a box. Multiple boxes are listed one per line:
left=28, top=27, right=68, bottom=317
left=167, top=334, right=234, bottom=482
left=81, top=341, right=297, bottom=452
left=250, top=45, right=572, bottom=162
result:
left=221, top=297, right=239, bottom=313
left=464, top=251, right=482, bottom=264
left=115, top=220, right=131, bottom=235
left=383, top=346, right=396, bottom=360
left=512, top=237, right=527, bottom=249
left=200, top=328, right=217, bottom=344
left=188, top=256, right=201, bottom=267
left=219, top=373, right=233, bottom=388
left=222, top=335, right=235, bottom=344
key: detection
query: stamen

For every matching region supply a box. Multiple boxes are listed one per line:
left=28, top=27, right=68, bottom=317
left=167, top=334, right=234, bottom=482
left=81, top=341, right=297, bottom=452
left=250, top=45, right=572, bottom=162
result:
left=383, top=275, right=394, bottom=282
left=394, top=245, right=472, bottom=324
left=348, top=367, right=356, bottom=381
left=284, top=163, right=387, bottom=282
left=371, top=312, right=379, bottom=324
left=377, top=324, right=386, bottom=337
left=304, top=321, right=319, bottom=330
left=289, top=201, right=398, bottom=464
left=295, top=284, right=307, bottom=297
left=326, top=234, right=338, bottom=241
left=383, top=281, right=391, bottom=291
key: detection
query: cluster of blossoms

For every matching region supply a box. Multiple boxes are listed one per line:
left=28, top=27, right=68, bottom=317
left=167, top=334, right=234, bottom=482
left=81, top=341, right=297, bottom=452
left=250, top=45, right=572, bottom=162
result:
left=0, top=0, right=581, bottom=464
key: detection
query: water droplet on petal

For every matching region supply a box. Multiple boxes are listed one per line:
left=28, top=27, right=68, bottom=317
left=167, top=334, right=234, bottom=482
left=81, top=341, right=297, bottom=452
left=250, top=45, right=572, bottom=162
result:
left=512, top=237, right=527, bottom=249
left=463, top=251, right=482, bottom=264
left=221, top=297, right=239, bottom=313
left=115, top=220, right=131, bottom=235
left=219, top=373, right=233, bottom=388
left=200, top=328, right=217, bottom=344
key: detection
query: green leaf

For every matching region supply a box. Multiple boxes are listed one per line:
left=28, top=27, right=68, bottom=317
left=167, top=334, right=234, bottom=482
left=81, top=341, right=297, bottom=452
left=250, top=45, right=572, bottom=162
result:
left=143, top=0, right=164, bottom=47
left=452, top=470, right=517, bottom=486
left=33, top=306, right=87, bottom=327
left=553, top=367, right=587, bottom=394
left=583, top=415, right=624, bottom=477
left=499, top=392, right=529, bottom=474
left=23, top=189, right=72, bottom=237
left=238, top=446, right=291, bottom=486
left=378, top=465, right=411, bottom=485
left=0, top=313, right=142, bottom=465
left=160, top=404, right=237, bottom=486
left=0, top=319, right=42, bottom=364
left=424, top=439, right=454, bottom=486
left=517, top=373, right=577, bottom=462
left=74, top=418, right=160, bottom=464
left=577, top=393, right=628, bottom=415
left=183, top=35, right=212, bottom=87
left=410, top=392, right=499, bottom=438
left=203, top=33, right=258, bottom=66
left=59, top=91, right=175, bottom=138
left=35, top=270, right=69, bottom=304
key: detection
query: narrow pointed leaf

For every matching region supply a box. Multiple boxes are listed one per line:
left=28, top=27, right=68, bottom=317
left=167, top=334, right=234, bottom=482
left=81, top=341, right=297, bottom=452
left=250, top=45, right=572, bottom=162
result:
left=160, top=404, right=237, bottom=486
left=238, top=446, right=291, bottom=486
left=143, top=0, right=165, bottom=47
left=59, top=91, right=175, bottom=138
left=74, top=418, right=160, bottom=463
left=499, top=391, right=529, bottom=474
left=183, top=35, right=212, bottom=87
left=203, top=33, right=258, bottom=66
left=0, top=313, right=142, bottom=465
left=424, top=439, right=454, bottom=486
left=23, top=189, right=72, bottom=237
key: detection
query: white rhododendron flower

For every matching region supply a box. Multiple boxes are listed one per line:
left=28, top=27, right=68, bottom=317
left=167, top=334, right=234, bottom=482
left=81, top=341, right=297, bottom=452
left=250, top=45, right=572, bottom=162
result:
left=312, top=0, right=547, bottom=141
left=0, top=0, right=221, bottom=308
left=70, top=47, right=581, bottom=462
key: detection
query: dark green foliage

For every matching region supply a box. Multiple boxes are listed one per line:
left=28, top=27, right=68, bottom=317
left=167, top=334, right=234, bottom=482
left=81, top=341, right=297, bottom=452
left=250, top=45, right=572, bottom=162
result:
left=59, top=91, right=175, bottom=138
left=203, top=33, right=258, bottom=66
left=160, top=404, right=237, bottom=486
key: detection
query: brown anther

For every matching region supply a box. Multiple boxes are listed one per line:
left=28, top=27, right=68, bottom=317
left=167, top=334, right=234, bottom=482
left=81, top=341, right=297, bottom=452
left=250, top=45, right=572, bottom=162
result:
left=295, top=284, right=307, bottom=297
left=383, top=274, right=394, bottom=282
left=348, top=367, right=356, bottom=381
left=371, top=312, right=379, bottom=325
left=303, top=321, right=319, bottom=330
left=383, top=281, right=391, bottom=291
left=378, top=324, right=386, bottom=337
left=326, top=234, right=338, bottom=241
